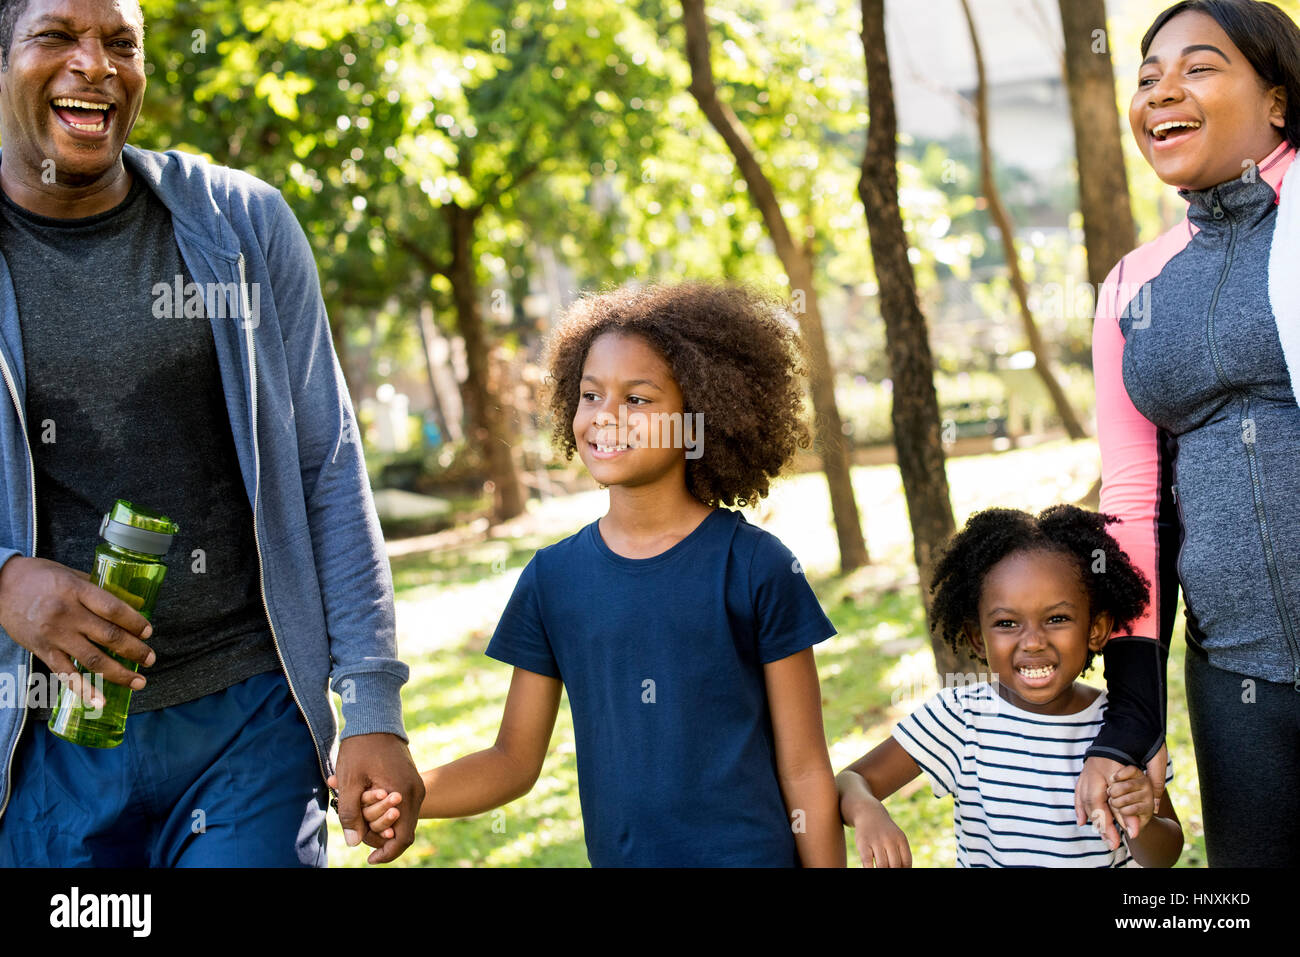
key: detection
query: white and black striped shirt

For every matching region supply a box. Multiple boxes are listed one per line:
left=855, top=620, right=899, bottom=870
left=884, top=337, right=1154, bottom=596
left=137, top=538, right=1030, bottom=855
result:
left=893, top=682, right=1174, bottom=867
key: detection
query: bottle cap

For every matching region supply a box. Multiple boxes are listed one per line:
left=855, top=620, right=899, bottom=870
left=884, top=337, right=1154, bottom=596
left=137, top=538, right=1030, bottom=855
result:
left=98, top=500, right=178, bottom=557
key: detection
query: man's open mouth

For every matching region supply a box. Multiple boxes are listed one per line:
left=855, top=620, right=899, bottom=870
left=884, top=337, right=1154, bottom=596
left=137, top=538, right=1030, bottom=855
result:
left=51, top=97, right=116, bottom=134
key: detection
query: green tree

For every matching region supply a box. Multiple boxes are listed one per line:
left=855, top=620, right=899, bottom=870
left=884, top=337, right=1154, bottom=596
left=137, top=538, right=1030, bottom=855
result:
left=679, top=0, right=869, bottom=572
left=138, top=1, right=669, bottom=522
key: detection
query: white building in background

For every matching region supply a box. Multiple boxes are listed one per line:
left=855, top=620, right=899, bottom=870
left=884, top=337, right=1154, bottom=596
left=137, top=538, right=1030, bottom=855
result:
left=888, top=0, right=1073, bottom=182
left=876, top=0, right=1084, bottom=366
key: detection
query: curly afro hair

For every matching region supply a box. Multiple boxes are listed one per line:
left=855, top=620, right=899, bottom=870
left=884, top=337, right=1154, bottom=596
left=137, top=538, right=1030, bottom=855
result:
left=928, top=505, right=1151, bottom=672
left=542, top=282, right=811, bottom=508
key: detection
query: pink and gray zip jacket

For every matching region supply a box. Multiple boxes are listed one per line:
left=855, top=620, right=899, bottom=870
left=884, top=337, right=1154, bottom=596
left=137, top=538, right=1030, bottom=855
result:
left=1090, top=139, right=1300, bottom=766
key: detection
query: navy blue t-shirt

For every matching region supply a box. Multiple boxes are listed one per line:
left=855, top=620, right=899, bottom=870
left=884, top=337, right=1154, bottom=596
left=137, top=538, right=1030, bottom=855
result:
left=485, top=508, right=836, bottom=867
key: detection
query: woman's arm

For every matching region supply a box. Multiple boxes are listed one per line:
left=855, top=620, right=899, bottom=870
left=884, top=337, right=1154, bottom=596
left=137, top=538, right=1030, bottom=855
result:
left=764, top=648, right=845, bottom=867
left=417, top=666, right=563, bottom=818
left=1083, top=262, right=1177, bottom=845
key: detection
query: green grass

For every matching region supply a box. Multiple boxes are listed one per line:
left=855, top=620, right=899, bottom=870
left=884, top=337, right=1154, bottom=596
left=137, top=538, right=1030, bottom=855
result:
left=328, top=438, right=1207, bottom=867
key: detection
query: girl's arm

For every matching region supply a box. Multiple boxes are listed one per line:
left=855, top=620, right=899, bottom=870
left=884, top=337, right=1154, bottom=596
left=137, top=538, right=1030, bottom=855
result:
left=1105, top=762, right=1183, bottom=868
left=417, top=666, right=563, bottom=818
left=1126, top=789, right=1182, bottom=868
left=764, top=648, right=845, bottom=867
left=839, top=737, right=922, bottom=812
left=836, top=737, right=923, bottom=868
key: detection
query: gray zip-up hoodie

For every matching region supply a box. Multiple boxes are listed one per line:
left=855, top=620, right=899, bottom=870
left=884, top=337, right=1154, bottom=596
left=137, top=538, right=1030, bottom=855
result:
left=0, top=146, right=409, bottom=819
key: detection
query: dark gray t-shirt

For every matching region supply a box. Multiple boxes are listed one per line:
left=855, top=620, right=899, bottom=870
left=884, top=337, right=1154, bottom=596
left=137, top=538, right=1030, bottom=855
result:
left=0, top=175, right=281, bottom=714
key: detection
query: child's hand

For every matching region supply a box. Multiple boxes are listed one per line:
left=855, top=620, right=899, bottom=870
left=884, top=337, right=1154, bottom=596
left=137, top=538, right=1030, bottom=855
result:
left=850, top=801, right=912, bottom=868
left=1105, top=765, right=1155, bottom=839
left=327, top=774, right=403, bottom=840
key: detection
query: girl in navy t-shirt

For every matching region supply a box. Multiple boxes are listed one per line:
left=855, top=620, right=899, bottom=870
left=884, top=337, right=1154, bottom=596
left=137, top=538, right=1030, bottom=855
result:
left=344, top=282, right=843, bottom=866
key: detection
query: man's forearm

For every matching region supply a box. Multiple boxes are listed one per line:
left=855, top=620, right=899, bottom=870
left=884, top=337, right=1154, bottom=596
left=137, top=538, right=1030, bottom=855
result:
left=264, top=194, right=409, bottom=737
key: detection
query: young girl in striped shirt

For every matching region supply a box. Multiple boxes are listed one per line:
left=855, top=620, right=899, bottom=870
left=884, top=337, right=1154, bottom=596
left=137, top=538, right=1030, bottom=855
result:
left=837, top=505, right=1183, bottom=868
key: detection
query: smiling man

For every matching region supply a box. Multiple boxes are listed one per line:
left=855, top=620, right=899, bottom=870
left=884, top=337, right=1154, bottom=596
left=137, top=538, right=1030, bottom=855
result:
left=0, top=0, right=423, bottom=866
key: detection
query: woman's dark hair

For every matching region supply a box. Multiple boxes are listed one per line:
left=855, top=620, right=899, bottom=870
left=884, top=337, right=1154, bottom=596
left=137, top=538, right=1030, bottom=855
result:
left=1142, top=1, right=1300, bottom=147
left=542, top=281, right=810, bottom=508
left=929, top=505, right=1151, bottom=672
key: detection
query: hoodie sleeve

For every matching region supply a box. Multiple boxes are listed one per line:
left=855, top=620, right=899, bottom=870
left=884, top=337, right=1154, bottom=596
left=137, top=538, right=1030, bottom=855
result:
left=1087, top=258, right=1177, bottom=767
left=262, top=192, right=408, bottom=743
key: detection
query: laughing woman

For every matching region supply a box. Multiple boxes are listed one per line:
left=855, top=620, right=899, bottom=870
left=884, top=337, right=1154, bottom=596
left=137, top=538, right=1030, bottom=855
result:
left=1082, top=0, right=1300, bottom=866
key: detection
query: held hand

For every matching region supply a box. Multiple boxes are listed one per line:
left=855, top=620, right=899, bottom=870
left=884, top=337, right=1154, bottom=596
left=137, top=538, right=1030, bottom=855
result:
left=851, top=801, right=912, bottom=869
left=1076, top=755, right=1135, bottom=849
left=327, top=776, right=402, bottom=840
left=1146, top=743, right=1169, bottom=810
left=0, top=556, right=155, bottom=704
left=334, top=733, right=425, bottom=865
left=1106, top=765, right=1156, bottom=836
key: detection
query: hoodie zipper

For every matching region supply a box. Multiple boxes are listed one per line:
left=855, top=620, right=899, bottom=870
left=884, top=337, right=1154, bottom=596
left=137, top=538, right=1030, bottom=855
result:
left=1205, top=190, right=1236, bottom=389
left=238, top=254, right=334, bottom=797
left=1203, top=194, right=1300, bottom=689
left=1240, top=395, right=1300, bottom=690
left=0, top=346, right=34, bottom=823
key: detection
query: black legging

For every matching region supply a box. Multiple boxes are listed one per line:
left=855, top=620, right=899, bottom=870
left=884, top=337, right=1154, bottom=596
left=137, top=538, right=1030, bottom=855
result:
left=1185, top=638, right=1300, bottom=866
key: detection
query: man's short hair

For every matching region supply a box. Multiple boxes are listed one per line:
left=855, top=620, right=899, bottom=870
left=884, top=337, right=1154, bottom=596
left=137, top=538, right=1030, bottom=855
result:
left=0, top=0, right=31, bottom=71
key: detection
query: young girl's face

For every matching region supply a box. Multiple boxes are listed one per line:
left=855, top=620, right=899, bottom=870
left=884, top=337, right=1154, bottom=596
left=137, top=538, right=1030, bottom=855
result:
left=574, top=331, right=691, bottom=491
left=1130, top=10, right=1286, bottom=191
left=968, top=549, right=1112, bottom=715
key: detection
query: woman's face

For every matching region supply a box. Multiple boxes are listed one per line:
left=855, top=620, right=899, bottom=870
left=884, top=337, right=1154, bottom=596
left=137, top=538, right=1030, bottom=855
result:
left=1130, top=10, right=1286, bottom=191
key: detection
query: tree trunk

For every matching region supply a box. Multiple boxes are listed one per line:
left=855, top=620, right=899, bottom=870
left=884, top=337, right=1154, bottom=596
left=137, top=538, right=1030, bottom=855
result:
left=960, top=0, right=1089, bottom=441
left=447, top=204, right=527, bottom=521
left=860, top=0, right=976, bottom=678
left=681, top=0, right=868, bottom=572
left=416, top=299, right=454, bottom=443
left=1058, top=0, right=1137, bottom=293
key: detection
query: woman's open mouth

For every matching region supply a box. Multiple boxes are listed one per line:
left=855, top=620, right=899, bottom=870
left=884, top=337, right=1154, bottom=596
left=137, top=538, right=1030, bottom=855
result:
left=1150, top=119, right=1202, bottom=151
left=51, top=97, right=116, bottom=135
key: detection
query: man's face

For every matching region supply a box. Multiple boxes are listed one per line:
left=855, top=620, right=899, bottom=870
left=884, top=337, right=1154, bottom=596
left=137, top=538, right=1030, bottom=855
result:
left=0, top=0, right=145, bottom=186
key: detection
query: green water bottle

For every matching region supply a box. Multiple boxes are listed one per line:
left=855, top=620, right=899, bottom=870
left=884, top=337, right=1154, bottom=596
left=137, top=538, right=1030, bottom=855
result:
left=47, top=501, right=178, bottom=748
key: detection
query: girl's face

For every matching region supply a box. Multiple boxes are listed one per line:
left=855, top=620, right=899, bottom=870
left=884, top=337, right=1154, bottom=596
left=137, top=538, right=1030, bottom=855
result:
left=1130, top=10, right=1286, bottom=191
left=967, top=549, right=1112, bottom=715
left=573, top=331, right=690, bottom=492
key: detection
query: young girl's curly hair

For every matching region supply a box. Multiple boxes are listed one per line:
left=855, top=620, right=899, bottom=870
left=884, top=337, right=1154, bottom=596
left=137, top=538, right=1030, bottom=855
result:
left=542, top=282, right=811, bottom=507
left=929, top=505, right=1151, bottom=671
